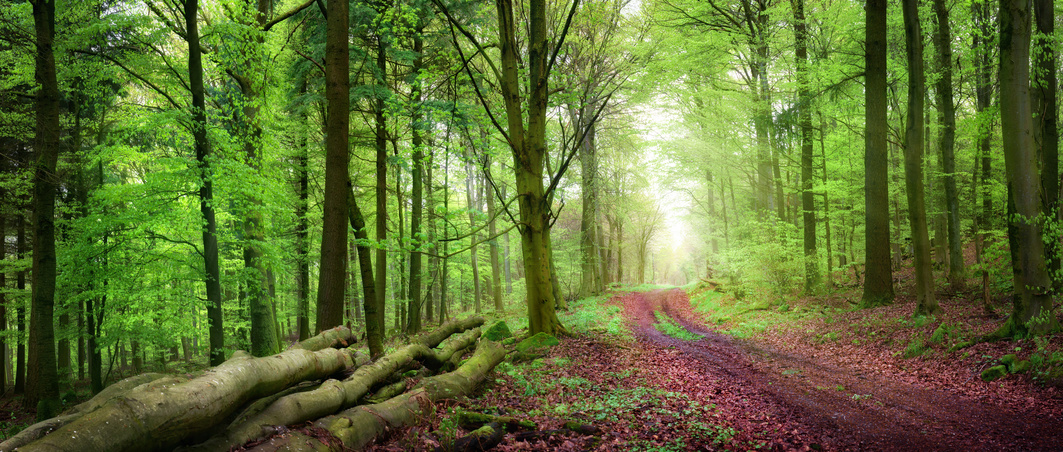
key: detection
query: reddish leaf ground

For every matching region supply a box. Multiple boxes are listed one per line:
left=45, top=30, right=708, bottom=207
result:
left=371, top=288, right=1063, bottom=451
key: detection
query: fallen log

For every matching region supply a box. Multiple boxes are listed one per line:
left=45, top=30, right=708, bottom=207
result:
left=6, top=326, right=361, bottom=452
left=249, top=339, right=507, bottom=451
left=185, top=316, right=485, bottom=452
left=0, top=372, right=168, bottom=450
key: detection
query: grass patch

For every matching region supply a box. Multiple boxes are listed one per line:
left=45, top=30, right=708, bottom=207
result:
left=689, top=287, right=813, bottom=339
left=652, top=311, right=702, bottom=341
left=557, top=294, right=630, bottom=339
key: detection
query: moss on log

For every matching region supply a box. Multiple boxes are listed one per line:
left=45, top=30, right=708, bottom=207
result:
left=188, top=318, right=484, bottom=451
left=249, top=339, right=507, bottom=451
left=10, top=328, right=363, bottom=452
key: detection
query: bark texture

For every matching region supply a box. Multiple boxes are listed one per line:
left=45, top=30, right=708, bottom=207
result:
left=188, top=318, right=483, bottom=451
left=6, top=327, right=361, bottom=452
left=247, top=339, right=507, bottom=452
left=902, top=0, right=940, bottom=316
left=997, top=0, right=1058, bottom=336
left=861, top=0, right=895, bottom=307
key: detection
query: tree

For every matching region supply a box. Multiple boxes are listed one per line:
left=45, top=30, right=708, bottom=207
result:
left=1032, top=0, right=1057, bottom=282
left=996, top=0, right=1057, bottom=336
left=901, top=0, right=939, bottom=317
left=316, top=0, right=351, bottom=333
left=931, top=0, right=965, bottom=292
left=793, top=0, right=818, bottom=293
left=861, top=0, right=894, bottom=308
left=25, top=0, right=62, bottom=418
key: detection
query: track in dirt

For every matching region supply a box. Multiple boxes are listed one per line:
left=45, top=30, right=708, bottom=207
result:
left=618, top=288, right=1063, bottom=451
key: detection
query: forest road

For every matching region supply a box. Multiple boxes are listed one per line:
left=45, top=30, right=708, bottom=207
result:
left=617, top=288, right=1063, bottom=451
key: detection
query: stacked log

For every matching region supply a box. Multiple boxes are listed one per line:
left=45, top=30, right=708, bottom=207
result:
left=2, top=317, right=497, bottom=452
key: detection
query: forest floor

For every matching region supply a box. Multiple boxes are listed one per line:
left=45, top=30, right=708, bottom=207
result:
left=369, top=284, right=1063, bottom=451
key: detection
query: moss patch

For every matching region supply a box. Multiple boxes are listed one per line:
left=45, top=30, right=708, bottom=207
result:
left=981, top=365, right=1008, bottom=382
left=483, top=321, right=513, bottom=342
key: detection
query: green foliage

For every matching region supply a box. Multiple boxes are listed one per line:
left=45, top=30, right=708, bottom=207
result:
left=652, top=311, right=701, bottom=341
left=556, top=295, right=629, bottom=338
left=903, top=337, right=927, bottom=359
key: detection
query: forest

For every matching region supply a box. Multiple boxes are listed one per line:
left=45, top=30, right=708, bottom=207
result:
left=0, top=0, right=1061, bottom=449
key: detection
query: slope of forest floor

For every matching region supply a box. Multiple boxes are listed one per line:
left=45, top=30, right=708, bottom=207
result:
left=366, top=280, right=1063, bottom=451
left=3, top=273, right=1063, bottom=450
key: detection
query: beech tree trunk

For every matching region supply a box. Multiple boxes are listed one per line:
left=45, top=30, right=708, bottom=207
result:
left=496, top=0, right=565, bottom=335
left=348, top=188, right=382, bottom=357
left=247, top=339, right=506, bottom=452
left=794, top=0, right=819, bottom=294
left=188, top=317, right=483, bottom=451
left=902, top=0, right=940, bottom=317
left=26, top=0, right=62, bottom=418
left=934, top=0, right=965, bottom=292
left=4, top=327, right=362, bottom=452
left=316, top=0, right=351, bottom=332
left=997, top=0, right=1057, bottom=336
left=861, top=0, right=895, bottom=307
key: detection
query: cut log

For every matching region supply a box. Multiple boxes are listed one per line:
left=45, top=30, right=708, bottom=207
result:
left=7, top=326, right=361, bottom=452
left=187, top=317, right=484, bottom=452
left=249, top=339, right=507, bottom=451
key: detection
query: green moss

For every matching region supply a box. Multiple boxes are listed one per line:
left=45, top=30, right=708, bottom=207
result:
left=903, top=338, right=927, bottom=359
left=483, top=321, right=513, bottom=342
left=981, top=365, right=1008, bottom=382
left=1011, top=360, right=1032, bottom=374
left=1000, top=353, right=1017, bottom=368
left=516, top=333, right=560, bottom=353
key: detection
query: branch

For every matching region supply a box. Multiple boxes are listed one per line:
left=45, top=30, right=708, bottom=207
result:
left=263, top=0, right=316, bottom=31
left=74, top=50, right=183, bottom=110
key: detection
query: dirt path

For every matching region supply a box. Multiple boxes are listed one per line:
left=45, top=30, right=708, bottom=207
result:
left=620, top=288, right=1063, bottom=451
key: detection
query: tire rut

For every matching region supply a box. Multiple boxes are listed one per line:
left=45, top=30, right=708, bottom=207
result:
left=619, top=288, right=1063, bottom=451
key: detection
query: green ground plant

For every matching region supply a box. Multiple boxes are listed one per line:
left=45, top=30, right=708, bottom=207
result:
left=652, top=311, right=702, bottom=341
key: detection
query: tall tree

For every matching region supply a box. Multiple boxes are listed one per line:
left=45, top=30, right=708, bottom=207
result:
left=373, top=33, right=388, bottom=338
left=793, top=0, right=818, bottom=293
left=407, top=26, right=427, bottom=334
left=997, top=0, right=1057, bottom=336
left=183, top=0, right=226, bottom=366
left=25, top=0, right=62, bottom=418
left=230, top=0, right=280, bottom=357
left=316, top=0, right=351, bottom=332
left=1032, top=0, right=1057, bottom=282
left=933, top=0, right=965, bottom=291
left=902, top=0, right=939, bottom=316
left=861, top=0, right=894, bottom=307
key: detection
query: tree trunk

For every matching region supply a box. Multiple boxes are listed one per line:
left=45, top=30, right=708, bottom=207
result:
left=348, top=188, right=382, bottom=357
left=407, top=29, right=426, bottom=334
left=233, top=0, right=280, bottom=358
left=861, top=0, right=894, bottom=307
left=183, top=0, right=226, bottom=366
left=579, top=120, right=602, bottom=299
left=295, top=84, right=311, bottom=341
left=26, top=0, right=61, bottom=418
left=465, top=159, right=482, bottom=314
left=374, top=34, right=389, bottom=340
left=4, top=326, right=361, bottom=452
left=316, top=0, right=351, bottom=333
left=496, top=0, right=564, bottom=335
left=794, top=0, right=819, bottom=294
left=248, top=338, right=506, bottom=452
left=0, top=205, right=5, bottom=395
left=933, top=0, right=965, bottom=291
left=902, top=0, right=940, bottom=317
left=996, top=0, right=1057, bottom=336
left=1033, top=0, right=1058, bottom=285
left=486, top=162, right=504, bottom=312
left=186, top=318, right=483, bottom=452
